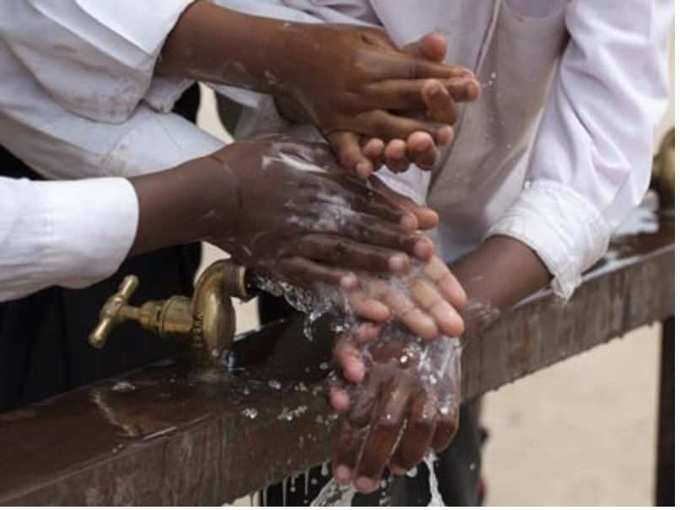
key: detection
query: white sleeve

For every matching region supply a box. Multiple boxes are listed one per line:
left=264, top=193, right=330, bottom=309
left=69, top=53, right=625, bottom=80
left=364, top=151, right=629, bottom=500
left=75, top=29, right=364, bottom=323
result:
left=487, top=0, right=673, bottom=299
left=0, top=177, right=138, bottom=301
left=0, top=0, right=195, bottom=122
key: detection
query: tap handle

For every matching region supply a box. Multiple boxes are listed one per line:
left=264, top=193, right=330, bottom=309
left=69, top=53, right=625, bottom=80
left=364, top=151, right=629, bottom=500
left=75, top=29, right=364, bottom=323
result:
left=89, top=275, right=139, bottom=348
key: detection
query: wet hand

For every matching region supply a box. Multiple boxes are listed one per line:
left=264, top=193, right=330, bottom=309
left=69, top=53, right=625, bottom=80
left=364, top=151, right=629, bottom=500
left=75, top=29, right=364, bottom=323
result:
left=275, top=28, right=479, bottom=177
left=342, top=255, right=466, bottom=340
left=328, top=325, right=463, bottom=493
left=207, top=138, right=439, bottom=288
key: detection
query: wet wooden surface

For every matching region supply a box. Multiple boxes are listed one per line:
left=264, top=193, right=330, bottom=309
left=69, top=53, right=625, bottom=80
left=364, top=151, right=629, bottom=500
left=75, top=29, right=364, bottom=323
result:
left=0, top=211, right=673, bottom=505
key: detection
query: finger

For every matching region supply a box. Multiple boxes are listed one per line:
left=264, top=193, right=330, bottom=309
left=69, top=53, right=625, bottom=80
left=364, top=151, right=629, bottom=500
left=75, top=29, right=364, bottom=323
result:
left=362, top=137, right=385, bottom=165
left=422, top=256, right=467, bottom=309
left=295, top=234, right=410, bottom=275
left=334, top=334, right=366, bottom=383
left=384, top=139, right=411, bottom=173
left=354, top=380, right=410, bottom=493
left=322, top=183, right=418, bottom=229
left=331, top=324, right=381, bottom=384
left=278, top=256, right=356, bottom=288
left=408, top=278, right=464, bottom=338
left=406, top=131, right=438, bottom=170
left=327, top=131, right=374, bottom=178
left=423, top=79, right=457, bottom=125
left=378, top=285, right=439, bottom=339
left=347, top=374, right=381, bottom=428
left=445, top=77, right=481, bottom=103
left=355, top=109, right=447, bottom=142
left=389, top=393, right=437, bottom=473
left=431, top=403, right=460, bottom=452
left=339, top=212, right=433, bottom=257
left=362, top=80, right=460, bottom=122
left=347, top=289, right=391, bottom=323
left=329, top=384, right=351, bottom=413
left=368, top=176, right=439, bottom=231
left=333, top=421, right=367, bottom=486
left=402, top=32, right=449, bottom=62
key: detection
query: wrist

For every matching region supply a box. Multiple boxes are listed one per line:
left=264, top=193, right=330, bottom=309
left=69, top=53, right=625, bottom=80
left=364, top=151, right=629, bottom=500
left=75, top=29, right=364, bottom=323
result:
left=129, top=150, right=240, bottom=255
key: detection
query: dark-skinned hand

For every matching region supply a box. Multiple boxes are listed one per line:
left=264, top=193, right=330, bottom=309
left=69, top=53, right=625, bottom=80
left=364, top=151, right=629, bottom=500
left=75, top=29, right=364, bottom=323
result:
left=206, top=138, right=441, bottom=288
left=328, top=323, right=463, bottom=494
left=158, top=3, right=478, bottom=177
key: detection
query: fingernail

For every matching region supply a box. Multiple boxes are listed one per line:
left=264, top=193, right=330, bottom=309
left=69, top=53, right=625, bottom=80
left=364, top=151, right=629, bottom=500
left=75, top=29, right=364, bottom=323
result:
left=356, top=161, right=372, bottom=178
left=467, top=80, right=480, bottom=98
left=340, top=273, right=358, bottom=289
left=400, top=213, right=418, bottom=231
left=415, top=239, right=433, bottom=260
left=346, top=360, right=365, bottom=383
left=335, top=465, right=352, bottom=484
left=389, top=254, right=409, bottom=273
left=356, top=476, right=378, bottom=493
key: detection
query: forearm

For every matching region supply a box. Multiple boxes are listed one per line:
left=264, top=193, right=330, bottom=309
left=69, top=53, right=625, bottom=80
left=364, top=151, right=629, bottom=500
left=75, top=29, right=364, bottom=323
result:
left=450, top=235, right=550, bottom=329
left=128, top=150, right=238, bottom=255
left=158, top=1, right=294, bottom=94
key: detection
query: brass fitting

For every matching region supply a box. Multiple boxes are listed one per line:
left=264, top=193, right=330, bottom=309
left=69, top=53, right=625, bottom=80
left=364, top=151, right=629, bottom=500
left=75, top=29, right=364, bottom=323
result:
left=89, top=259, right=253, bottom=367
left=652, top=128, right=675, bottom=215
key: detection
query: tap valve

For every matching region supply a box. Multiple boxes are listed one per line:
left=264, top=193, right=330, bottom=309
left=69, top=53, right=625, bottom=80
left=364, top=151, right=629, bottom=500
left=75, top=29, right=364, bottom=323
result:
left=89, top=259, right=253, bottom=367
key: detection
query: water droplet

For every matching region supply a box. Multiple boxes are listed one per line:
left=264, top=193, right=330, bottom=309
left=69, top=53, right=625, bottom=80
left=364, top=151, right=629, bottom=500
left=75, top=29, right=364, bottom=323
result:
left=111, top=381, right=136, bottom=393
left=242, top=408, right=258, bottom=419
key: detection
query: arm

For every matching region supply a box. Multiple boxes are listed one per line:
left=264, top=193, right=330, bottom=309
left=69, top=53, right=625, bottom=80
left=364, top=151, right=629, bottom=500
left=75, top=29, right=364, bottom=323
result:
left=488, top=0, right=673, bottom=299
left=158, top=1, right=477, bottom=175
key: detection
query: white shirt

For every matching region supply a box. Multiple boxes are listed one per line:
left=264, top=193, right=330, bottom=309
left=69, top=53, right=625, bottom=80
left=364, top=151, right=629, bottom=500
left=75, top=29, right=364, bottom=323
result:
left=0, top=176, right=137, bottom=301
left=0, top=0, right=671, bottom=302
left=0, top=0, right=223, bottom=301
left=215, top=0, right=673, bottom=299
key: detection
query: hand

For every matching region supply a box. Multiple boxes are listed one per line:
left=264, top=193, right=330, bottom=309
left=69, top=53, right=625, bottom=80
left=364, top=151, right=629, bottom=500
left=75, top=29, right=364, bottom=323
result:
left=159, top=3, right=478, bottom=177
left=329, top=324, right=463, bottom=494
left=207, top=137, right=439, bottom=288
left=356, top=33, right=480, bottom=175
left=340, top=255, right=466, bottom=346
left=274, top=29, right=479, bottom=176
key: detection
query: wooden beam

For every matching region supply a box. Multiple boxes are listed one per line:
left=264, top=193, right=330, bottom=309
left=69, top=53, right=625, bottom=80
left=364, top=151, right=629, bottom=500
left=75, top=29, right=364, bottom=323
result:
left=0, top=221, right=673, bottom=505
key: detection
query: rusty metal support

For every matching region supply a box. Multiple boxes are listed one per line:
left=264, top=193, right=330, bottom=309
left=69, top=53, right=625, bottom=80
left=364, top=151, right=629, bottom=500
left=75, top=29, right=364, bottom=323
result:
left=0, top=224, right=674, bottom=505
left=656, top=317, right=674, bottom=506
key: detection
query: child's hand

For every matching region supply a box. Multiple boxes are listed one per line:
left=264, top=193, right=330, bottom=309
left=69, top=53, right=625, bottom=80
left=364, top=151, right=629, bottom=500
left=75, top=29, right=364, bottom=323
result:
left=355, top=33, right=480, bottom=175
left=275, top=28, right=479, bottom=177
left=339, top=255, right=467, bottom=342
left=328, top=325, right=463, bottom=493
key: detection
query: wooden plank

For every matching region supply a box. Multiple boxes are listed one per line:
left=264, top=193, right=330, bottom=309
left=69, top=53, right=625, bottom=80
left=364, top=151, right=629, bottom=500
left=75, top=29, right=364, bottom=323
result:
left=0, top=221, right=673, bottom=505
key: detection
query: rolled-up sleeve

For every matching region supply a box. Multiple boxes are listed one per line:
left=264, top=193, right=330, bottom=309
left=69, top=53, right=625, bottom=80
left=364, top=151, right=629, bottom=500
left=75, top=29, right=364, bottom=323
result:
left=0, top=177, right=138, bottom=301
left=488, top=0, right=673, bottom=299
left=0, top=0, right=195, bottom=122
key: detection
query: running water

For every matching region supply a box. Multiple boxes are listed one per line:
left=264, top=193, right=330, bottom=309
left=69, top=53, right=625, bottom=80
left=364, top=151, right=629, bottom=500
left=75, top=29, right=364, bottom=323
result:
left=424, top=452, right=445, bottom=506
left=310, top=479, right=356, bottom=506
left=311, top=455, right=443, bottom=507
left=252, top=260, right=474, bottom=503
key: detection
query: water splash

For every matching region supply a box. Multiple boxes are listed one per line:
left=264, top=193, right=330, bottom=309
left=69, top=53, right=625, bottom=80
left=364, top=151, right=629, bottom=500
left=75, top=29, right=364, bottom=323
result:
left=425, top=452, right=445, bottom=506
left=241, top=408, right=258, bottom=419
left=310, top=479, right=356, bottom=506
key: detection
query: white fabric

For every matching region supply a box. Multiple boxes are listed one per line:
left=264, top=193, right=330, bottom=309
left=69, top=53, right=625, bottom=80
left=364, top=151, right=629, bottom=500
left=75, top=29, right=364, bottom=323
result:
left=215, top=0, right=673, bottom=298
left=0, top=0, right=224, bottom=299
left=0, top=177, right=138, bottom=301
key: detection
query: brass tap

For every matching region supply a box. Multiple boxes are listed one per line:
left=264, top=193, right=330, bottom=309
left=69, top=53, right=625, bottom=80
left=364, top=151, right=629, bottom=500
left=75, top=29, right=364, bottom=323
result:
left=89, top=259, right=253, bottom=367
left=651, top=128, right=675, bottom=215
